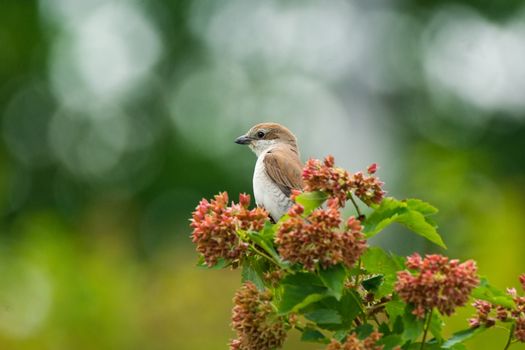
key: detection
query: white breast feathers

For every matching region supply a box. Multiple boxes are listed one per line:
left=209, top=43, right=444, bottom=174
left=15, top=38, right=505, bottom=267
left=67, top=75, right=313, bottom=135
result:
left=252, top=149, right=293, bottom=221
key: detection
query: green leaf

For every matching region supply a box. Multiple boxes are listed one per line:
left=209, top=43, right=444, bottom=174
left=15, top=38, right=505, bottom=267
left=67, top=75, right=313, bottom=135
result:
left=304, top=309, right=342, bottom=325
left=319, top=264, right=347, bottom=300
left=402, top=306, right=424, bottom=342
left=442, top=327, right=487, bottom=348
left=340, top=290, right=364, bottom=327
left=406, top=344, right=442, bottom=350
left=363, top=198, right=446, bottom=249
left=393, top=314, right=404, bottom=334
left=294, top=191, right=328, bottom=215
left=361, top=247, right=404, bottom=298
left=356, top=324, right=374, bottom=339
left=196, top=256, right=229, bottom=269
left=377, top=335, right=403, bottom=350
left=405, top=198, right=438, bottom=216
left=364, top=198, right=407, bottom=235
left=246, top=229, right=288, bottom=268
left=196, top=255, right=207, bottom=268
left=300, top=327, right=329, bottom=344
left=429, top=312, right=444, bottom=342
left=471, top=277, right=515, bottom=308
left=395, top=210, right=446, bottom=248
left=362, top=275, right=383, bottom=292
left=385, top=299, right=405, bottom=329
left=278, top=272, right=328, bottom=314
left=361, top=247, right=404, bottom=273
left=333, top=329, right=347, bottom=342
left=260, top=220, right=277, bottom=240
left=241, top=258, right=267, bottom=290
left=316, top=291, right=361, bottom=329
left=378, top=322, right=391, bottom=336
left=301, top=290, right=361, bottom=332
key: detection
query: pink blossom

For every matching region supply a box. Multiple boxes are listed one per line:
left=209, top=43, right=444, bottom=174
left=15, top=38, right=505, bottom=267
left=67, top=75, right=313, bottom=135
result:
left=230, top=282, right=287, bottom=350
left=326, top=331, right=384, bottom=350
left=275, top=200, right=367, bottom=271
left=190, top=192, right=269, bottom=267
left=395, top=254, right=479, bottom=318
left=302, top=156, right=385, bottom=207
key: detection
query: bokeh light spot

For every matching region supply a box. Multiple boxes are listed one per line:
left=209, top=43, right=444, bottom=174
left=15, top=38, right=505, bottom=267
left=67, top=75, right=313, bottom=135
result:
left=47, top=1, right=162, bottom=110
left=423, top=5, right=525, bottom=115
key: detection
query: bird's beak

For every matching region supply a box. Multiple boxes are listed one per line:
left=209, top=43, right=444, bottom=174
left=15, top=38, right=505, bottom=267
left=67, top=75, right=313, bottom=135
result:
left=234, top=135, right=252, bottom=145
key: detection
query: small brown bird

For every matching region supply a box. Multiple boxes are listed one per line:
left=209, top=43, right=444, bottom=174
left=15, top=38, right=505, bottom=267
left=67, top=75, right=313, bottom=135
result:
left=235, top=123, right=303, bottom=221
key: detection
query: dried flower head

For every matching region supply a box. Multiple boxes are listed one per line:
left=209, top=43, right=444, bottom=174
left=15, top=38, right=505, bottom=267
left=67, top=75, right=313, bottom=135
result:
left=302, top=156, right=352, bottom=206
left=302, top=156, right=385, bottom=207
left=469, top=274, right=525, bottom=343
left=508, top=282, right=525, bottom=343
left=516, top=317, right=525, bottom=342
left=349, top=169, right=386, bottom=206
left=230, top=282, right=287, bottom=350
left=395, top=254, right=479, bottom=318
left=326, top=331, right=384, bottom=350
left=275, top=200, right=367, bottom=271
left=468, top=300, right=496, bottom=328
left=469, top=276, right=525, bottom=342
left=190, top=192, right=269, bottom=267
left=263, top=270, right=285, bottom=287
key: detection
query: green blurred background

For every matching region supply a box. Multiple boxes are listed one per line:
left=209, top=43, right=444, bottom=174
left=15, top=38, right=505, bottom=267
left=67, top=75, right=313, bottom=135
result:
left=1, top=0, right=524, bottom=349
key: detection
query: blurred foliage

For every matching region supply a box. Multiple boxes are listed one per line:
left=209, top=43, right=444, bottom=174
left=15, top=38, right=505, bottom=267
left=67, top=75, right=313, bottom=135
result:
left=1, top=0, right=524, bottom=349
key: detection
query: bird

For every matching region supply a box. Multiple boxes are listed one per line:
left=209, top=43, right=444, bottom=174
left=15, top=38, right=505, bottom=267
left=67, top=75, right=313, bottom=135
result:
left=235, top=122, right=303, bottom=222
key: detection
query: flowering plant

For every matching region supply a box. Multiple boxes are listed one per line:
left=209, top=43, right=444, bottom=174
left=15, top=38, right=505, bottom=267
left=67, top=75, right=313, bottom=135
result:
left=190, top=156, right=524, bottom=350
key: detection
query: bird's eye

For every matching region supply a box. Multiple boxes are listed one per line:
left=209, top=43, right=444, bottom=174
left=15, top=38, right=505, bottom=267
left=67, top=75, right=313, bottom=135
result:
left=256, top=131, right=265, bottom=139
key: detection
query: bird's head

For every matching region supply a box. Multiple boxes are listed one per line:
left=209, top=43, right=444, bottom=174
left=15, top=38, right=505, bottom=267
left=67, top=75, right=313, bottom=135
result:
left=235, top=123, right=298, bottom=156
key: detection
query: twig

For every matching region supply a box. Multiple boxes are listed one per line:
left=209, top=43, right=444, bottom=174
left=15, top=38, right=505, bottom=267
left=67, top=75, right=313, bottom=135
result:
left=371, top=313, right=381, bottom=326
left=503, top=323, right=515, bottom=350
left=355, top=258, right=363, bottom=287
left=420, top=309, right=433, bottom=350
left=249, top=244, right=279, bottom=267
left=348, top=193, right=362, bottom=217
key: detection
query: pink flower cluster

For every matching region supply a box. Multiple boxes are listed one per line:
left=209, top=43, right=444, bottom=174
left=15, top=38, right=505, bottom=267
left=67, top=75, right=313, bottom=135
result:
left=469, top=274, right=525, bottom=343
left=190, top=192, right=269, bottom=267
left=395, top=254, right=479, bottom=318
left=230, top=282, right=287, bottom=350
left=349, top=165, right=386, bottom=206
left=302, top=156, right=385, bottom=207
left=326, top=331, right=385, bottom=350
left=275, top=199, right=367, bottom=271
left=302, top=156, right=353, bottom=206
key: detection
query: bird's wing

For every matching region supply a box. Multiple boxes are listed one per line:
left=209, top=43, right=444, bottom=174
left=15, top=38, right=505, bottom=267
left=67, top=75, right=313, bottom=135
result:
left=263, top=146, right=303, bottom=197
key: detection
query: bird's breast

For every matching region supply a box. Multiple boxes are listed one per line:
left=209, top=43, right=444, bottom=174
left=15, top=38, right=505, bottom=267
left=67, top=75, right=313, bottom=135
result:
left=253, top=152, right=293, bottom=221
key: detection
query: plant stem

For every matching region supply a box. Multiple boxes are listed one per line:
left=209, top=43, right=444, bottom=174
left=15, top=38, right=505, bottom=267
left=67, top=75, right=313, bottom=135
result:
left=420, top=309, right=433, bottom=350
left=371, top=313, right=381, bottom=326
left=349, top=290, right=367, bottom=323
left=294, top=325, right=304, bottom=332
left=503, top=323, right=515, bottom=350
left=349, top=193, right=362, bottom=217
left=249, top=244, right=279, bottom=267
left=355, top=258, right=362, bottom=287
left=293, top=319, right=326, bottom=335
left=367, top=298, right=392, bottom=314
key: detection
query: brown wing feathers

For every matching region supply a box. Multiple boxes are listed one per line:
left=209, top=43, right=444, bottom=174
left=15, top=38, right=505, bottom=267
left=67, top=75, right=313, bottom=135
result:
left=263, top=145, right=303, bottom=197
